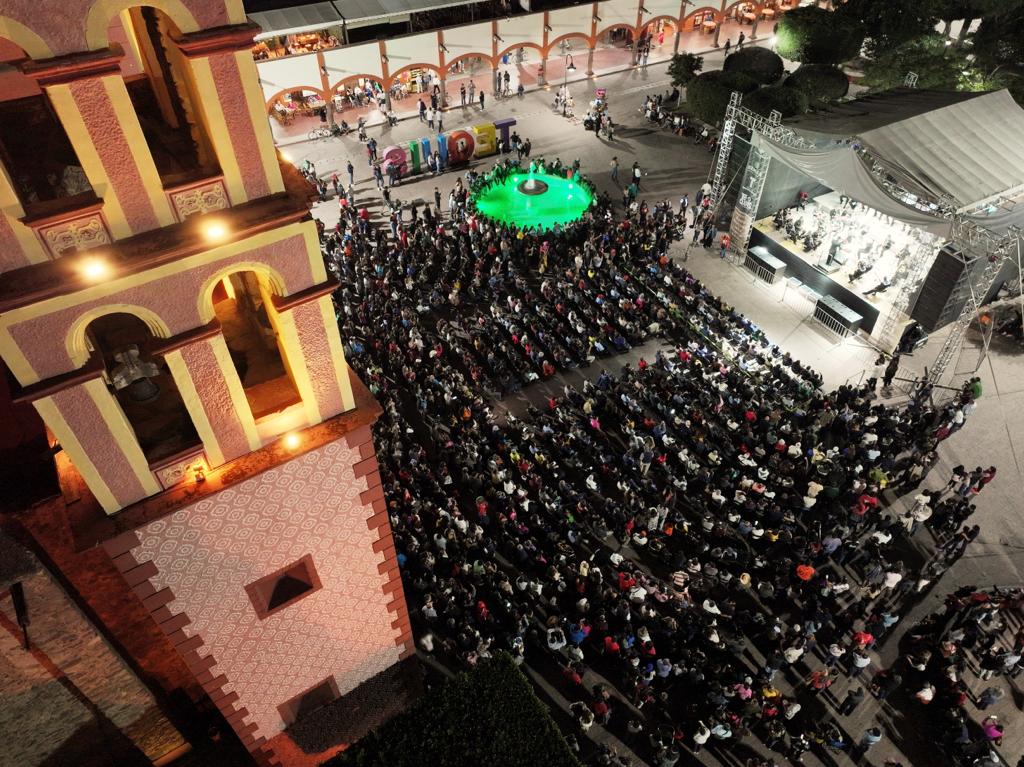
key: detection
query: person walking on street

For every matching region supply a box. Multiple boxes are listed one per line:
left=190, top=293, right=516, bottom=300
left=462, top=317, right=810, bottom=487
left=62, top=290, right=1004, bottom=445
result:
left=738, top=31, right=746, bottom=49
left=632, top=161, right=642, bottom=190
left=723, top=39, right=731, bottom=58
left=347, top=160, right=354, bottom=187
left=480, top=90, right=486, bottom=110
left=610, top=156, right=619, bottom=184
left=978, top=686, right=1005, bottom=710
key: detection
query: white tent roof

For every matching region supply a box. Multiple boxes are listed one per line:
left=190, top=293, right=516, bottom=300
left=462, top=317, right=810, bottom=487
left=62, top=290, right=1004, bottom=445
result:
left=859, top=89, right=1024, bottom=211
left=250, top=0, right=486, bottom=39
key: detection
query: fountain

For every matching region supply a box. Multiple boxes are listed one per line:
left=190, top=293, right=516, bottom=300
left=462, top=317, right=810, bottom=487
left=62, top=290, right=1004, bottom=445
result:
left=471, top=170, right=592, bottom=231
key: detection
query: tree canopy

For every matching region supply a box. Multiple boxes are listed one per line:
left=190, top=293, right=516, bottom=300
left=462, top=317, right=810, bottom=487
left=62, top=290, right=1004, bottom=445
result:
left=668, top=52, right=704, bottom=88
left=784, top=64, right=850, bottom=107
left=743, top=86, right=810, bottom=119
left=328, top=655, right=580, bottom=767
left=775, top=6, right=865, bottom=66
left=839, top=0, right=941, bottom=57
left=686, top=70, right=759, bottom=125
left=859, top=33, right=999, bottom=92
left=724, top=47, right=785, bottom=85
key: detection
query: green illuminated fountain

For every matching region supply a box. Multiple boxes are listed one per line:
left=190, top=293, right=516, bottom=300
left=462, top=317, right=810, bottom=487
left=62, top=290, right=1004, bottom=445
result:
left=471, top=171, right=593, bottom=231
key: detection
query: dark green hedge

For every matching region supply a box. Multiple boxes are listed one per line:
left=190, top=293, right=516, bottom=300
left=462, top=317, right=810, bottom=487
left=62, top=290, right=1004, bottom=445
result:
left=724, top=47, right=785, bottom=85
left=775, top=6, right=865, bottom=65
left=325, top=655, right=580, bottom=767
left=686, top=70, right=759, bottom=125
left=784, top=64, right=850, bottom=106
left=742, top=86, right=810, bottom=118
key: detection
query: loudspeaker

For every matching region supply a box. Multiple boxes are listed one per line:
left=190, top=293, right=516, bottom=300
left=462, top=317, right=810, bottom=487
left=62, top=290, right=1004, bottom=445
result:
left=911, top=244, right=970, bottom=331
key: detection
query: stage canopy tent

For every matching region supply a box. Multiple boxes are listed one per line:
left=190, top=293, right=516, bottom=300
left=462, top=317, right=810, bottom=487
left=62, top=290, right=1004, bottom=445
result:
left=762, top=88, right=1024, bottom=236
left=249, top=0, right=487, bottom=38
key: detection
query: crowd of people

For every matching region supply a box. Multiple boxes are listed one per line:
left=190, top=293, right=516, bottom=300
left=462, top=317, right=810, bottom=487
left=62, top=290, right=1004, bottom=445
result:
left=316, top=144, right=1002, bottom=765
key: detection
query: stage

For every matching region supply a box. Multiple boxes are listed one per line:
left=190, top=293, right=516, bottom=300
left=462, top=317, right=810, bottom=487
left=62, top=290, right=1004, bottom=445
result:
left=748, top=192, right=935, bottom=336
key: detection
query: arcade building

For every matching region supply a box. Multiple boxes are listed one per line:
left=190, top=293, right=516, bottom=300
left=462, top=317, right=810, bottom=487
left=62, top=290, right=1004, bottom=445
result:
left=0, top=2, right=410, bottom=765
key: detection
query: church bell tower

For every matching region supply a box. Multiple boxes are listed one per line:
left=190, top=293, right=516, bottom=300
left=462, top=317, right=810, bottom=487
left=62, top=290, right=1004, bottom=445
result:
left=0, top=2, right=411, bottom=764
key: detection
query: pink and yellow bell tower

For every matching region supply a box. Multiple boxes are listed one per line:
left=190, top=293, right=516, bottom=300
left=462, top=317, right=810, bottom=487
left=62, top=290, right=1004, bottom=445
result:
left=0, top=2, right=410, bottom=765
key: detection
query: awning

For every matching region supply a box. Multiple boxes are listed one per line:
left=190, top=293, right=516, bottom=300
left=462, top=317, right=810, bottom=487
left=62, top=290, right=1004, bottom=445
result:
left=753, top=134, right=953, bottom=237
left=250, top=0, right=488, bottom=39
left=251, top=3, right=343, bottom=40
left=859, top=90, right=1024, bottom=211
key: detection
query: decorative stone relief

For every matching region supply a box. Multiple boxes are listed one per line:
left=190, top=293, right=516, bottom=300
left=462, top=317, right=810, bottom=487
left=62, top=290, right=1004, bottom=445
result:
left=169, top=179, right=230, bottom=221
left=38, top=213, right=111, bottom=258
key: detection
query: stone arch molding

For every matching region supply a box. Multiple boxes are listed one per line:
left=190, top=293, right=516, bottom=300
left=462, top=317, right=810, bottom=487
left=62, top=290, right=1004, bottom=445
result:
left=67, top=303, right=172, bottom=367
left=85, top=0, right=200, bottom=50
left=0, top=16, right=53, bottom=59
left=197, top=261, right=288, bottom=324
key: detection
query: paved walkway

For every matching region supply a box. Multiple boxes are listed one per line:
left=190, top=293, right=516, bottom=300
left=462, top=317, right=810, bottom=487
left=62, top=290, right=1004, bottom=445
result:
left=274, top=47, right=1024, bottom=767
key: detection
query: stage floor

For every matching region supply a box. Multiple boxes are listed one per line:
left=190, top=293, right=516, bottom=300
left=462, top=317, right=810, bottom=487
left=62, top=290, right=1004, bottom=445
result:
left=751, top=192, right=928, bottom=337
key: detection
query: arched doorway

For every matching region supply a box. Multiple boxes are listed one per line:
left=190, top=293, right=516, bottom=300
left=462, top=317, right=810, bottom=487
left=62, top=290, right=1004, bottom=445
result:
left=266, top=87, right=328, bottom=144
left=443, top=53, right=493, bottom=106
left=211, top=271, right=302, bottom=421
left=86, top=312, right=200, bottom=464
left=541, top=33, right=591, bottom=93
left=330, top=76, right=388, bottom=128
left=592, top=25, right=637, bottom=74
left=494, top=43, right=544, bottom=94
left=640, top=17, right=679, bottom=63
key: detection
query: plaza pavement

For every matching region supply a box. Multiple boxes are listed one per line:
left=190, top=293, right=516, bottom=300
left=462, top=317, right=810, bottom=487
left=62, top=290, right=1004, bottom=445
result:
left=274, top=52, right=1024, bottom=767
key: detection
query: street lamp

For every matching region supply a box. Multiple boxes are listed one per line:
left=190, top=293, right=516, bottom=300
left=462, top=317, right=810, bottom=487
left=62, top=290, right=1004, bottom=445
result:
left=562, top=54, right=576, bottom=116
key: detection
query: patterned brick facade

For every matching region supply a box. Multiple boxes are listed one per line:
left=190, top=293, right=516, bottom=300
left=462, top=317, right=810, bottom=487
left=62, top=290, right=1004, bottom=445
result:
left=102, top=418, right=410, bottom=766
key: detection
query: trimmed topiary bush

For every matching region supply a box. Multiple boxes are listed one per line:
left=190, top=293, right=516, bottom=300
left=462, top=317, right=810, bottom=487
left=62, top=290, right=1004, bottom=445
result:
left=686, top=70, right=759, bottom=126
left=742, top=86, right=810, bottom=119
left=326, top=654, right=580, bottom=767
left=784, top=64, right=850, bottom=106
left=724, top=47, right=785, bottom=85
left=775, top=6, right=865, bottom=66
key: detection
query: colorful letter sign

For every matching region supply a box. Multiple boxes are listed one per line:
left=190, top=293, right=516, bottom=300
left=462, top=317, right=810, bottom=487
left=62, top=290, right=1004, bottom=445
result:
left=381, top=117, right=516, bottom=179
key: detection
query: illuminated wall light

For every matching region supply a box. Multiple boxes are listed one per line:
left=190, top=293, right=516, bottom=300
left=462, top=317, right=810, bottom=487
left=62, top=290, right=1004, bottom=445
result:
left=203, top=220, right=229, bottom=242
left=80, top=256, right=109, bottom=281
left=283, top=432, right=301, bottom=450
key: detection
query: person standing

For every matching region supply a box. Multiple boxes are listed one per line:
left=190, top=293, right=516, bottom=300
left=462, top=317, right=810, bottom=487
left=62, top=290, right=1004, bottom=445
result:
left=883, top=353, right=900, bottom=388
left=418, top=98, right=427, bottom=122
left=437, top=112, right=444, bottom=133
left=434, top=186, right=442, bottom=210
left=468, top=80, right=476, bottom=104
left=723, top=39, right=731, bottom=58
left=858, top=727, right=882, bottom=754
left=347, top=159, right=354, bottom=187
left=839, top=687, right=865, bottom=716
left=610, top=156, right=619, bottom=184
left=737, top=31, right=746, bottom=49
left=460, top=83, right=467, bottom=106
left=479, top=90, right=486, bottom=110
left=632, top=161, right=642, bottom=189
left=428, top=108, right=435, bottom=130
